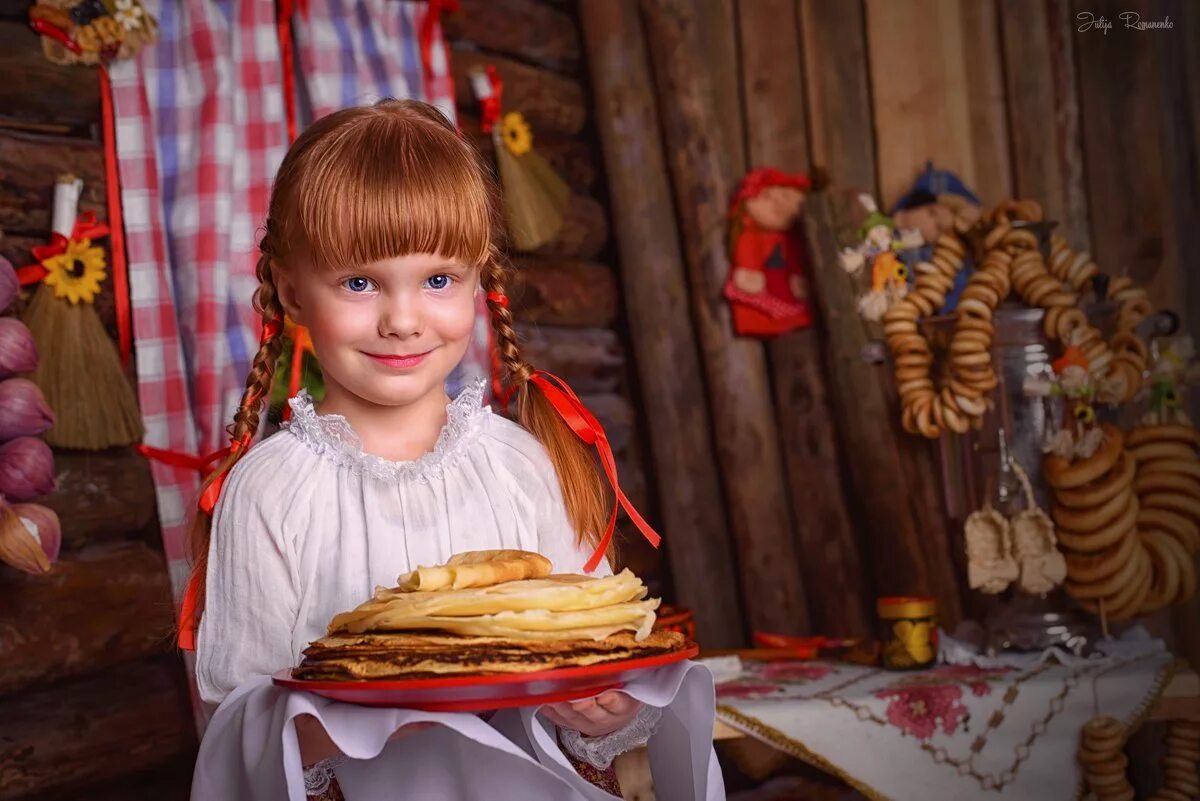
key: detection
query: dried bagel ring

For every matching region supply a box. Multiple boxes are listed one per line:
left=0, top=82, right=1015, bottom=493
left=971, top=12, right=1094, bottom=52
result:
left=1066, top=541, right=1143, bottom=599
left=1055, top=452, right=1136, bottom=509
left=1139, top=531, right=1181, bottom=613
left=1127, top=424, right=1200, bottom=449
left=1135, top=472, right=1200, bottom=498
left=1054, top=487, right=1133, bottom=532
left=1043, top=424, right=1124, bottom=489
left=1054, top=498, right=1138, bottom=553
left=1064, top=529, right=1138, bottom=583
left=1137, top=508, right=1200, bottom=554
left=1141, top=492, right=1200, bottom=523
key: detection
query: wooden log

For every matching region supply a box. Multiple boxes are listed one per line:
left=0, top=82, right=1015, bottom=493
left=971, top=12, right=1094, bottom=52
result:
left=510, top=258, right=617, bottom=327
left=445, top=0, right=580, bottom=73
left=0, top=656, right=197, bottom=801
left=998, top=0, right=1091, bottom=250
left=526, top=192, right=608, bottom=260
left=641, top=0, right=812, bottom=635
left=864, top=0, right=1012, bottom=208
left=0, top=21, right=100, bottom=132
left=800, top=0, right=964, bottom=625
left=451, top=49, right=586, bottom=136
left=515, top=324, right=623, bottom=394
left=736, top=0, right=870, bottom=638
left=0, top=130, right=106, bottom=235
left=41, top=448, right=159, bottom=551
left=579, top=0, right=745, bottom=648
left=0, top=543, right=175, bottom=695
left=460, top=115, right=597, bottom=193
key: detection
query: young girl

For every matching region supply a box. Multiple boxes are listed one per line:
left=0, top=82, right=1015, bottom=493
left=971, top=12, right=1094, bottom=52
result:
left=185, top=100, right=722, bottom=801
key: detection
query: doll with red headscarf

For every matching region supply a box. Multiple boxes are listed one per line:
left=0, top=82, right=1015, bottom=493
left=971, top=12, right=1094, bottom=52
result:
left=723, top=167, right=819, bottom=337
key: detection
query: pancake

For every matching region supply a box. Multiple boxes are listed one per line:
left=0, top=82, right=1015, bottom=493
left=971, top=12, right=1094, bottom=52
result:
left=396, top=550, right=553, bottom=592
left=294, top=629, right=687, bottom=681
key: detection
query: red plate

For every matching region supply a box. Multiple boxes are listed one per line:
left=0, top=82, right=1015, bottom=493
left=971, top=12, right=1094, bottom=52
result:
left=273, top=644, right=698, bottom=712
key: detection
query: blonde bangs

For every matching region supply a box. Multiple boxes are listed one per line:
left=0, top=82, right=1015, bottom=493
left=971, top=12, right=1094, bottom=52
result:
left=281, top=103, right=495, bottom=271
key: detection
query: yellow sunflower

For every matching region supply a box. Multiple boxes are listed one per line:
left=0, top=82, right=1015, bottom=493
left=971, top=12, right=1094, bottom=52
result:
left=42, top=238, right=107, bottom=304
left=500, top=111, right=533, bottom=156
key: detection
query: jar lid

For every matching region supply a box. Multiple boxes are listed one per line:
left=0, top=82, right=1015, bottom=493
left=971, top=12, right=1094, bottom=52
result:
left=877, top=596, right=936, bottom=619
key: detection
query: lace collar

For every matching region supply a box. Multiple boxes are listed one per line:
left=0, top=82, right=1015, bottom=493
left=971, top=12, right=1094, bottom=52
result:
left=284, top=378, right=490, bottom=482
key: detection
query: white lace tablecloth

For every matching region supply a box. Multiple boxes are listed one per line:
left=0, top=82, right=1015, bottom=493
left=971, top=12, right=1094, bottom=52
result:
left=710, top=649, right=1177, bottom=801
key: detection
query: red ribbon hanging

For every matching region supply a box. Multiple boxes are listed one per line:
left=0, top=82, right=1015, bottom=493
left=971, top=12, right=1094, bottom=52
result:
left=479, top=64, right=503, bottom=133
left=178, top=575, right=200, bottom=651
left=100, top=67, right=133, bottom=366
left=418, top=0, right=459, bottom=92
left=29, top=19, right=82, bottom=55
left=524, top=370, right=662, bottom=572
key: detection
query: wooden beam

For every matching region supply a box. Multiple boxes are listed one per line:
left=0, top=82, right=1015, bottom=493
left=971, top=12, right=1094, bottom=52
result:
left=641, top=0, right=811, bottom=635
left=451, top=49, right=586, bottom=136
left=0, top=543, right=175, bottom=695
left=0, top=130, right=105, bottom=234
left=736, top=0, right=870, bottom=637
left=864, top=0, right=1012, bottom=208
left=998, top=0, right=1091, bottom=250
left=41, top=448, right=158, bottom=551
left=510, top=258, right=617, bottom=328
left=0, top=21, right=100, bottom=131
left=526, top=192, right=608, bottom=259
left=515, top=323, right=624, bottom=395
left=800, top=0, right=964, bottom=626
left=0, top=656, right=197, bottom=801
left=579, top=0, right=746, bottom=647
left=445, top=0, right=580, bottom=73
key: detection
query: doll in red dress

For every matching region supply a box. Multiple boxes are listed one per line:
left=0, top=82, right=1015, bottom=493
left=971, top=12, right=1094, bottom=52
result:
left=723, top=167, right=815, bottom=337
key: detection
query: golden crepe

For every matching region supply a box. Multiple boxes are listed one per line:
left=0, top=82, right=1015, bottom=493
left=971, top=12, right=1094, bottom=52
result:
left=396, top=550, right=552, bottom=592
left=330, top=571, right=651, bottom=635
left=298, top=550, right=690, bottom=681
left=294, top=630, right=687, bottom=680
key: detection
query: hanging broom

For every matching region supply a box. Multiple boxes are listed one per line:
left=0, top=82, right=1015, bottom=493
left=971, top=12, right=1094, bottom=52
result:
left=20, top=175, right=143, bottom=450
left=470, top=66, right=570, bottom=252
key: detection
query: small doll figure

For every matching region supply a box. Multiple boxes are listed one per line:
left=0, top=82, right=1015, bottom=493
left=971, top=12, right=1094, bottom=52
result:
left=1030, top=342, right=1106, bottom=461
left=723, top=167, right=816, bottom=337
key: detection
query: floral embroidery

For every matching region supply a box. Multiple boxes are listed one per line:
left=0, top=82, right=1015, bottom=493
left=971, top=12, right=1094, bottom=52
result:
left=876, top=684, right=968, bottom=740
left=758, top=662, right=834, bottom=684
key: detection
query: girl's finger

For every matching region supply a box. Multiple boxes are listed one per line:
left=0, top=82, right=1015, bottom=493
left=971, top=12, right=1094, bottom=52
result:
left=594, top=692, right=634, bottom=714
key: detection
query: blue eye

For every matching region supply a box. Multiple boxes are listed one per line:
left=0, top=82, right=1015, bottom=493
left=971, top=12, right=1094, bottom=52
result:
left=343, top=276, right=374, bottom=293
left=425, top=274, right=453, bottom=290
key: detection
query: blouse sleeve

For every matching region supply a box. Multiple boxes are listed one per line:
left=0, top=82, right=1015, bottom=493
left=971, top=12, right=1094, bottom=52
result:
left=195, top=454, right=300, bottom=707
left=532, top=452, right=613, bottom=579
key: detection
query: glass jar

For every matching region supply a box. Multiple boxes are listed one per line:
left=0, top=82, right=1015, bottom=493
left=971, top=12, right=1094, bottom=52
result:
left=877, top=596, right=937, bottom=670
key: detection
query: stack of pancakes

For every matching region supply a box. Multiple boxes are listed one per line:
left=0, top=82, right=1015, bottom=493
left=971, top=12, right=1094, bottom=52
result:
left=295, top=550, right=687, bottom=681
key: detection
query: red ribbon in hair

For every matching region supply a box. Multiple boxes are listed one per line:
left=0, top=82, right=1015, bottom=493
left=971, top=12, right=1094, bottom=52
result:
left=522, top=370, right=662, bottom=572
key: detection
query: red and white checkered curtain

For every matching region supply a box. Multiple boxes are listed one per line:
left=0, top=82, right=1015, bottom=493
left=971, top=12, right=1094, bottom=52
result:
left=109, top=0, right=288, bottom=604
left=110, top=0, right=485, bottom=719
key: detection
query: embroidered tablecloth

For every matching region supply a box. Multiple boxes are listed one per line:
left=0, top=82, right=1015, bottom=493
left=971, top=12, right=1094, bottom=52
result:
left=713, top=653, right=1177, bottom=801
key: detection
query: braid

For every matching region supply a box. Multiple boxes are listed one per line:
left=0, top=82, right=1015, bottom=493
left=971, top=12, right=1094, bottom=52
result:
left=185, top=243, right=286, bottom=631
left=482, top=254, right=612, bottom=563
left=228, top=255, right=286, bottom=444
left=482, top=255, right=532, bottom=388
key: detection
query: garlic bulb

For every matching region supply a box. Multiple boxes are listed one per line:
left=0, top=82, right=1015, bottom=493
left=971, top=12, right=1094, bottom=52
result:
left=12, top=502, right=60, bottom=564
left=0, top=503, right=50, bottom=574
left=0, top=318, right=38, bottom=379
left=0, top=256, right=17, bottom=313
left=0, top=378, right=54, bottom=440
left=0, top=437, right=56, bottom=501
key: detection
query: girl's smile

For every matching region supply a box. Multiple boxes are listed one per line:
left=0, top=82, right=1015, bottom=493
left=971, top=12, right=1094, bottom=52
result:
left=362, top=348, right=435, bottom=370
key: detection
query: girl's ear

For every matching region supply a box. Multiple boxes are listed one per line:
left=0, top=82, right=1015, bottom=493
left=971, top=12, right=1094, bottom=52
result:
left=273, top=264, right=305, bottom=324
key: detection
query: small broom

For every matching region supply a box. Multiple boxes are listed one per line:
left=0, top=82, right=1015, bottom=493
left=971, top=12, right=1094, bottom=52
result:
left=470, top=66, right=570, bottom=252
left=20, top=175, right=143, bottom=450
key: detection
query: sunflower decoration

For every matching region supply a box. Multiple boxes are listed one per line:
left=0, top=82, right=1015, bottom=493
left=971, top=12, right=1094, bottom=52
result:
left=41, top=237, right=107, bottom=304
left=500, top=112, right=533, bottom=157
left=469, top=65, right=570, bottom=252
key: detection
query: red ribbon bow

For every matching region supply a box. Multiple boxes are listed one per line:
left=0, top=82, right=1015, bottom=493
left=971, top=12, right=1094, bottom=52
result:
left=18, top=212, right=111, bottom=287
left=518, top=371, right=662, bottom=572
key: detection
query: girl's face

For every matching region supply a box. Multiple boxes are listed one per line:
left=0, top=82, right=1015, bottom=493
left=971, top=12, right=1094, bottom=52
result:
left=278, top=253, right=478, bottom=409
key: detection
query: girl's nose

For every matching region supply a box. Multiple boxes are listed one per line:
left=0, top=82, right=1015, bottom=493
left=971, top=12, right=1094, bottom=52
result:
left=377, top=292, right=423, bottom=338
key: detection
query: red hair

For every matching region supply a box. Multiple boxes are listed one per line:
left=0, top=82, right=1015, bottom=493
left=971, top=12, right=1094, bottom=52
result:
left=183, top=100, right=613, bottom=641
left=729, top=166, right=812, bottom=217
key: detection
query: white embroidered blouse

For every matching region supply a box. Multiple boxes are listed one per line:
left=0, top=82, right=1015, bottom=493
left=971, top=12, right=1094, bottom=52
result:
left=195, top=379, right=611, bottom=707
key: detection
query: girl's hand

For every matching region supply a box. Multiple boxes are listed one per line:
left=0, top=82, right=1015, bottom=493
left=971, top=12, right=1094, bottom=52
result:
left=540, top=691, right=642, bottom=737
